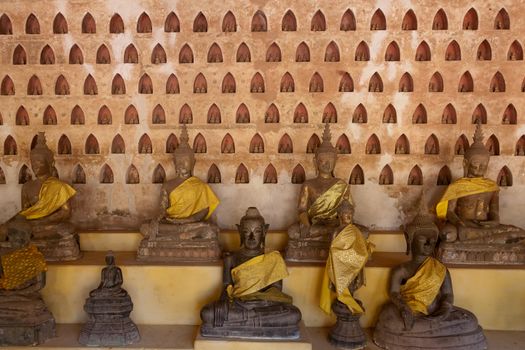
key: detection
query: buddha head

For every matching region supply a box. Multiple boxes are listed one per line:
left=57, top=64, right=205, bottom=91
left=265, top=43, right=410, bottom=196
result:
left=174, top=125, right=195, bottom=178
left=404, top=213, right=438, bottom=257
left=30, top=132, right=54, bottom=179
left=463, top=122, right=490, bottom=178
left=314, top=123, right=337, bottom=177
left=337, top=200, right=354, bottom=226
left=105, top=250, right=115, bottom=266
left=237, top=207, right=269, bottom=253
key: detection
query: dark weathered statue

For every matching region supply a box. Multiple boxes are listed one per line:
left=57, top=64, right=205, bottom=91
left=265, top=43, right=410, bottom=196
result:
left=437, top=123, right=525, bottom=264
left=320, top=200, right=374, bottom=349
left=137, top=125, right=221, bottom=262
left=373, top=213, right=487, bottom=350
left=200, top=207, right=302, bottom=339
left=286, top=124, right=360, bottom=262
left=0, top=132, right=80, bottom=261
left=0, top=221, right=55, bottom=346
left=79, top=251, right=140, bottom=346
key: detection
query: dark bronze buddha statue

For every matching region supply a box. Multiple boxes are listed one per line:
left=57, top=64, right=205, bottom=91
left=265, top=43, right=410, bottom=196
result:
left=373, top=213, right=487, bottom=349
left=200, top=207, right=302, bottom=339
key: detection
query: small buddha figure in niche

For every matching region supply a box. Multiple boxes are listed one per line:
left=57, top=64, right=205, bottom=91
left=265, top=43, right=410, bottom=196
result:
left=286, top=124, right=368, bottom=262
left=79, top=251, right=140, bottom=346
left=0, top=222, right=55, bottom=346
left=373, top=213, right=487, bottom=350
left=0, top=133, right=80, bottom=261
left=437, top=123, right=525, bottom=264
left=137, top=125, right=221, bottom=262
left=320, top=200, right=374, bottom=349
left=200, top=207, right=302, bottom=339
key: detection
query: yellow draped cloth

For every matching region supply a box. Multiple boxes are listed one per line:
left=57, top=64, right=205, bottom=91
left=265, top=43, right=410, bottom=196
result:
left=226, top=251, right=292, bottom=303
left=308, top=181, right=348, bottom=225
left=436, top=177, right=499, bottom=220
left=166, top=176, right=219, bottom=220
left=19, top=177, right=76, bottom=220
left=320, top=224, right=373, bottom=314
left=400, top=257, right=446, bottom=315
left=0, top=245, right=47, bottom=290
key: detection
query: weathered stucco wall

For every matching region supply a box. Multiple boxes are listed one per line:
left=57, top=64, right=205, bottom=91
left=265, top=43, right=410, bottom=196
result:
left=1, top=0, right=524, bottom=230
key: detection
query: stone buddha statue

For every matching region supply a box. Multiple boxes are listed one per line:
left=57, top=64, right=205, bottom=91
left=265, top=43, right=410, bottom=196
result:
left=79, top=251, right=140, bottom=346
left=373, top=214, right=487, bottom=350
left=286, top=123, right=364, bottom=262
left=200, top=207, right=302, bottom=339
left=0, top=132, right=80, bottom=261
left=437, top=123, right=525, bottom=264
left=320, top=200, right=374, bottom=349
left=137, top=125, right=221, bottom=262
left=0, top=221, right=56, bottom=346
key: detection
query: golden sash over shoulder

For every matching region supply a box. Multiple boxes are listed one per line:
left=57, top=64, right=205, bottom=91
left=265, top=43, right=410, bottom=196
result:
left=400, top=257, right=446, bottom=315
left=226, top=251, right=292, bottom=303
left=320, top=224, right=373, bottom=314
left=436, top=177, right=499, bottom=219
left=308, top=181, right=348, bottom=224
left=166, top=176, right=219, bottom=220
left=19, top=177, right=76, bottom=220
left=0, top=245, right=47, bottom=290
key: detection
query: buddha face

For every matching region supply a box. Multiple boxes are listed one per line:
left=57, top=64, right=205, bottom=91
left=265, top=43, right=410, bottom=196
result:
left=464, top=155, right=489, bottom=178
left=239, top=218, right=267, bottom=251
left=412, top=231, right=437, bottom=257
left=105, top=254, right=115, bottom=266
left=338, top=206, right=354, bottom=226
left=31, top=154, right=52, bottom=178
left=174, top=154, right=194, bottom=178
left=315, top=152, right=336, bottom=175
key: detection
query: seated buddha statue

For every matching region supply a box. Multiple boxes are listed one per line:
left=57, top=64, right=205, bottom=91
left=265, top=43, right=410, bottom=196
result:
left=200, top=207, right=302, bottom=339
left=137, top=125, right=221, bottom=262
left=287, top=124, right=364, bottom=262
left=0, top=132, right=80, bottom=261
left=79, top=251, right=140, bottom=346
left=0, top=221, right=55, bottom=346
left=320, top=200, right=374, bottom=349
left=437, top=123, right=525, bottom=264
left=373, top=213, right=487, bottom=350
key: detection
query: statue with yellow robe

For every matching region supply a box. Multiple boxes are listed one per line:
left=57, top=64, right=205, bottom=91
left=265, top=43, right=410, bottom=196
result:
left=373, top=213, right=487, bottom=350
left=0, top=132, right=80, bottom=261
left=0, top=221, right=56, bottom=346
left=437, top=123, right=525, bottom=264
left=200, top=207, right=302, bottom=339
left=286, top=124, right=367, bottom=262
left=137, top=126, right=221, bottom=262
left=320, top=200, right=374, bottom=349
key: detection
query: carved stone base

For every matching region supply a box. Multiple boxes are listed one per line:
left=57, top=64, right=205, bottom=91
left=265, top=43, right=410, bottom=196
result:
left=201, top=324, right=300, bottom=340
left=328, top=300, right=366, bottom=349
left=79, top=295, right=140, bottom=346
left=0, top=315, right=55, bottom=346
left=32, top=233, right=81, bottom=262
left=137, top=238, right=221, bottom=262
left=285, top=239, right=329, bottom=262
left=439, top=242, right=525, bottom=265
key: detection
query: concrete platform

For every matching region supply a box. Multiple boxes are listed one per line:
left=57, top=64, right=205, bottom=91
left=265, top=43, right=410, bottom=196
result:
left=2, top=324, right=524, bottom=350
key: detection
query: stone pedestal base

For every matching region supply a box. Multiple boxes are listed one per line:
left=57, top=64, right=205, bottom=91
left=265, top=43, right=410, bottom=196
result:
left=33, top=233, right=81, bottom=262
left=328, top=300, right=366, bottom=349
left=137, top=238, right=221, bottom=262
left=195, top=322, right=311, bottom=350
left=0, top=317, right=55, bottom=346
left=439, top=242, right=525, bottom=265
left=78, top=317, right=140, bottom=346
left=285, top=239, right=328, bottom=262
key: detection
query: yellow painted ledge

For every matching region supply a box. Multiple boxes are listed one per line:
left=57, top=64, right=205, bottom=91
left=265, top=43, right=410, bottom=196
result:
left=41, top=252, right=525, bottom=331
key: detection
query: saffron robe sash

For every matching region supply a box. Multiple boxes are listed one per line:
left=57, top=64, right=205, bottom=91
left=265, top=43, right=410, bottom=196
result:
left=0, top=245, right=47, bottom=290
left=308, top=181, right=348, bottom=224
left=19, top=177, right=76, bottom=220
left=166, top=176, right=219, bottom=220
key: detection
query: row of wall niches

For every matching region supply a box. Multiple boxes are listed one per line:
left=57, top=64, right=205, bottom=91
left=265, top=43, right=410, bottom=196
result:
left=0, top=162, right=516, bottom=187
left=7, top=40, right=525, bottom=64
left=0, top=8, right=513, bottom=34
left=3, top=133, right=525, bottom=157
left=0, top=103, right=521, bottom=126
left=1, top=71, right=523, bottom=95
